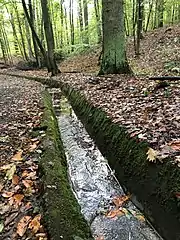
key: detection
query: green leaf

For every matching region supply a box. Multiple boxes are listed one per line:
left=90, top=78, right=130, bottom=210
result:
left=0, top=221, right=4, bottom=233
left=6, top=164, right=16, bottom=180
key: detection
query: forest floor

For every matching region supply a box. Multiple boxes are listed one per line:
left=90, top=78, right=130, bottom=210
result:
left=0, top=76, right=48, bottom=239
left=2, top=24, right=179, bottom=163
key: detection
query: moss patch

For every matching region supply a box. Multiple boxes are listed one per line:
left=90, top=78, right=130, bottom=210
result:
left=40, top=90, right=92, bottom=240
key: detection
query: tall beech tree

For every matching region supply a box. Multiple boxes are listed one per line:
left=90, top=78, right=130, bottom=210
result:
left=40, top=0, right=60, bottom=75
left=99, top=0, right=131, bottom=74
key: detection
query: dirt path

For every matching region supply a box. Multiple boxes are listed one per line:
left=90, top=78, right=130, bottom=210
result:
left=0, top=75, right=47, bottom=239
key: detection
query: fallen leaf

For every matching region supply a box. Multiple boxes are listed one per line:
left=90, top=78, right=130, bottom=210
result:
left=12, top=150, right=23, bottom=161
left=0, top=203, right=11, bottom=214
left=0, top=163, right=14, bottom=171
left=106, top=209, right=124, bottom=218
left=29, top=141, right=39, bottom=152
left=25, top=202, right=32, bottom=210
left=135, top=214, right=146, bottom=222
left=29, top=214, right=41, bottom=233
left=22, top=170, right=29, bottom=178
left=17, top=216, right=31, bottom=237
left=121, top=208, right=131, bottom=219
left=0, top=221, right=4, bottom=233
left=175, top=192, right=180, bottom=199
left=112, top=195, right=130, bottom=207
left=12, top=175, right=20, bottom=185
left=12, top=194, right=24, bottom=206
left=147, top=147, right=157, bottom=162
left=96, top=236, right=104, bottom=240
left=9, top=194, right=24, bottom=207
left=2, top=191, right=14, bottom=198
left=6, top=164, right=16, bottom=180
left=0, top=183, right=4, bottom=192
left=26, top=171, right=37, bottom=180
left=22, top=179, right=33, bottom=188
left=168, top=140, right=180, bottom=151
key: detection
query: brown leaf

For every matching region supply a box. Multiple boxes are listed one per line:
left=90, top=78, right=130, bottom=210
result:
left=12, top=150, right=23, bottom=161
left=112, top=195, right=130, bottom=207
left=2, top=191, right=14, bottom=198
left=25, top=202, right=32, bottom=210
left=0, top=163, right=14, bottom=171
left=29, top=214, right=41, bottom=233
left=22, top=170, right=29, bottom=178
left=135, top=214, right=146, bottom=222
left=10, top=194, right=24, bottom=206
left=0, top=183, right=4, bottom=192
left=96, top=236, right=104, bottom=240
left=17, top=216, right=31, bottom=237
left=12, top=175, right=20, bottom=185
left=29, top=141, right=39, bottom=152
left=106, top=209, right=124, bottom=218
left=22, top=179, right=33, bottom=188
left=168, top=140, right=180, bottom=151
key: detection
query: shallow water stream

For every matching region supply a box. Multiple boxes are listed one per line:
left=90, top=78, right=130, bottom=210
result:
left=50, top=88, right=163, bottom=240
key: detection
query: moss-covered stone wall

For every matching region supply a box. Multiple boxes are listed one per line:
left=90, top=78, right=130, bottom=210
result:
left=60, top=86, right=180, bottom=240
left=40, top=90, right=92, bottom=240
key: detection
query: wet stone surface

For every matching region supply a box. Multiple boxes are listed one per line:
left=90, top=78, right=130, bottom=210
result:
left=51, top=91, right=163, bottom=240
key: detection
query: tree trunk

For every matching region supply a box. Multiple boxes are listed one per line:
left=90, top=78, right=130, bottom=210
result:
left=157, top=0, right=164, bottom=27
left=99, top=0, right=131, bottom=75
left=136, top=0, right=144, bottom=56
left=69, top=0, right=75, bottom=51
left=29, top=0, right=41, bottom=67
left=24, top=18, right=33, bottom=59
left=94, top=0, right=102, bottom=43
left=64, top=5, right=70, bottom=47
left=40, top=0, right=60, bottom=75
left=13, top=1, right=28, bottom=61
left=83, top=0, right=89, bottom=45
left=145, top=0, right=153, bottom=32
left=60, top=0, right=64, bottom=47
left=78, top=0, right=84, bottom=43
left=8, top=8, right=22, bottom=55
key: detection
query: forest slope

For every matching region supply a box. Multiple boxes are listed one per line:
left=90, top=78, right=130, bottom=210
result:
left=60, top=24, right=180, bottom=75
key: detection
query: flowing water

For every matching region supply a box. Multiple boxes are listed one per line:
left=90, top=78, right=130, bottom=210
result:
left=50, top=88, right=163, bottom=240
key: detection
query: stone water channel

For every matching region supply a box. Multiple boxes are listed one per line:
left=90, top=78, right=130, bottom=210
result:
left=49, top=88, right=163, bottom=240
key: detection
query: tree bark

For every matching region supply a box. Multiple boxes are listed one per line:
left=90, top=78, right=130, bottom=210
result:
left=99, top=0, right=131, bottom=75
left=13, top=1, right=28, bottom=61
left=40, top=0, right=60, bottom=75
left=94, top=0, right=102, bottom=43
left=78, top=0, right=84, bottom=43
left=157, top=0, right=164, bottom=27
left=29, top=0, right=41, bottom=67
left=83, top=0, right=89, bottom=45
left=69, top=0, right=75, bottom=51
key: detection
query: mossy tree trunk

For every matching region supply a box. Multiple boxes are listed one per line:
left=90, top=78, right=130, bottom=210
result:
left=83, top=0, right=89, bottom=45
left=94, top=0, right=102, bottom=43
left=40, top=0, right=60, bottom=75
left=157, top=0, right=164, bottom=27
left=99, top=0, right=131, bottom=75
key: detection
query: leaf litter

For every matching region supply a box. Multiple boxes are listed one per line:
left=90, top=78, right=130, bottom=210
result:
left=3, top=26, right=180, bottom=165
left=0, top=76, right=47, bottom=239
